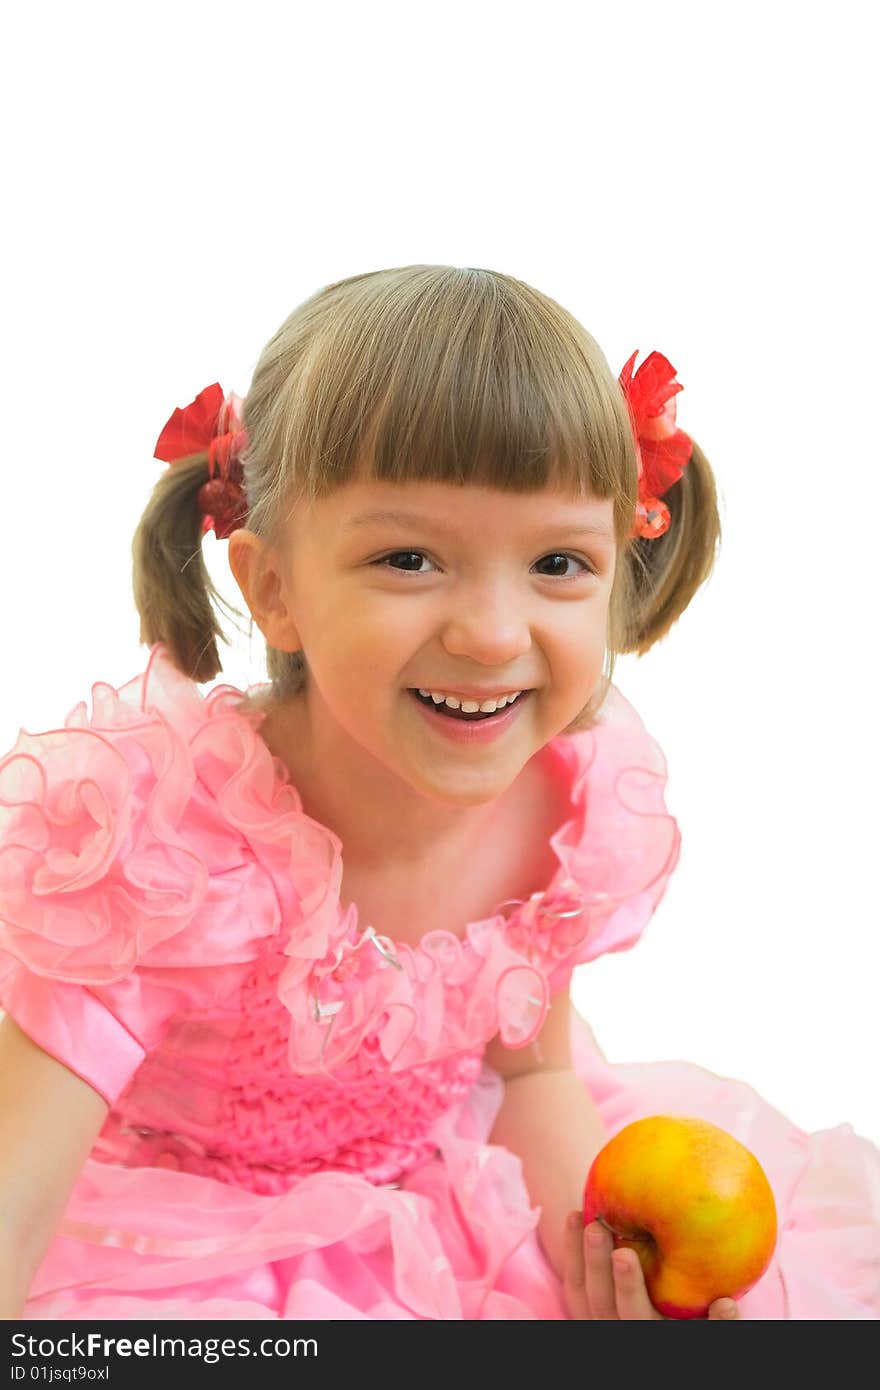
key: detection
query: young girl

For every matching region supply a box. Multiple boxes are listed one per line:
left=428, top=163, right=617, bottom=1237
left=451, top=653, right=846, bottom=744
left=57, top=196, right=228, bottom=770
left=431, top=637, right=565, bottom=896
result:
left=0, top=265, right=877, bottom=1322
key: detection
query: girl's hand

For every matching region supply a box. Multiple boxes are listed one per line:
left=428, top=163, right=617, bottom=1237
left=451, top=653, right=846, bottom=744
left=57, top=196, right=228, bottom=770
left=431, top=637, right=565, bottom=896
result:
left=563, top=1213, right=742, bottom=1320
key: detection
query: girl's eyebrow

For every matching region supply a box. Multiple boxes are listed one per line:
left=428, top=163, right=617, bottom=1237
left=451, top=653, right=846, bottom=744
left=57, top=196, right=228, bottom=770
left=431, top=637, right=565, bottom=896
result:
left=342, top=508, right=615, bottom=541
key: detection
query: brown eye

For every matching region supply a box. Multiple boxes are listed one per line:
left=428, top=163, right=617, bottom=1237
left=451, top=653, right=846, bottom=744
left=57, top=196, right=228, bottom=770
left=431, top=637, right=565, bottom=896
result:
left=375, top=551, right=434, bottom=573
left=534, top=553, right=593, bottom=579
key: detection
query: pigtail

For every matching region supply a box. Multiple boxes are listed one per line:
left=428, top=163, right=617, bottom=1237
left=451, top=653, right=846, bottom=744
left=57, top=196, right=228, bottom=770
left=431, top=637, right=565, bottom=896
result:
left=613, top=436, right=722, bottom=657
left=131, top=452, right=250, bottom=684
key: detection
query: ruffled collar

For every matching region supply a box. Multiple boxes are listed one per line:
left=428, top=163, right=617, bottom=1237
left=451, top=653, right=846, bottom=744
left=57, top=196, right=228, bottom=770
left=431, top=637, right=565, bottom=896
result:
left=135, top=644, right=678, bottom=1075
left=0, top=641, right=679, bottom=1077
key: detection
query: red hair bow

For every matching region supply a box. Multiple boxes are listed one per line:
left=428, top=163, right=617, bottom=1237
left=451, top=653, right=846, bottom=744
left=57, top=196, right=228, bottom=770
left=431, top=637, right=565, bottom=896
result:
left=153, top=383, right=249, bottom=539
left=153, top=358, right=689, bottom=544
left=618, top=351, right=693, bottom=539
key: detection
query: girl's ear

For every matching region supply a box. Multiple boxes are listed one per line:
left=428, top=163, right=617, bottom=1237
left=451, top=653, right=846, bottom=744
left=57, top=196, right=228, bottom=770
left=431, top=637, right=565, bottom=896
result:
left=227, top=529, right=302, bottom=653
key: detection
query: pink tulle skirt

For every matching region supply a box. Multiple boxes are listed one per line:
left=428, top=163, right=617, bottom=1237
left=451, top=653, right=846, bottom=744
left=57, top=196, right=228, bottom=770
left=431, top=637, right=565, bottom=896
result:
left=24, top=1012, right=880, bottom=1320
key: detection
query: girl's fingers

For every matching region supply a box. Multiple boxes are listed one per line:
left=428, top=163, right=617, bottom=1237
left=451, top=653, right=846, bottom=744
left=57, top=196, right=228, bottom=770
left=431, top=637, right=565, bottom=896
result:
left=562, top=1212, right=589, bottom=1319
left=611, top=1245, right=661, bottom=1320
left=566, top=1217, right=739, bottom=1321
left=584, top=1221, right=618, bottom=1319
left=708, top=1299, right=740, bottom=1320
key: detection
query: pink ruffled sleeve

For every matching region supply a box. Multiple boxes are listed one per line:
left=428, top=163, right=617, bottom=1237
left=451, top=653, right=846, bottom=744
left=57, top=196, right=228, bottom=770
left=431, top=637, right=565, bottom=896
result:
left=0, top=687, right=277, bottom=1106
left=503, top=684, right=682, bottom=997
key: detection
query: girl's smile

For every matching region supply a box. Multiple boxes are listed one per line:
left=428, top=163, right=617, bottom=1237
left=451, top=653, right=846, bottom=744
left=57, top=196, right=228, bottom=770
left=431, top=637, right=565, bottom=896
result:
left=406, top=684, right=533, bottom=744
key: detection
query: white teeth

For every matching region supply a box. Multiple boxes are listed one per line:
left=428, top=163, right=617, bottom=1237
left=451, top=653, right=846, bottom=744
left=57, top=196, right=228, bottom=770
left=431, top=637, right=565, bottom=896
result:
left=416, top=689, right=523, bottom=713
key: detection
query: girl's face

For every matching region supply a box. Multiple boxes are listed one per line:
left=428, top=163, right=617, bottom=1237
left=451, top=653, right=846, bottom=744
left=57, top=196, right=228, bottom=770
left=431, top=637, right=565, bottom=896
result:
left=248, top=476, right=617, bottom=809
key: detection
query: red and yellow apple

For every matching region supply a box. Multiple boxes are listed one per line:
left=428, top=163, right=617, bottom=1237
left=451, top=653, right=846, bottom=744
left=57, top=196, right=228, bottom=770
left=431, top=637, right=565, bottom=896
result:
left=582, top=1115, right=777, bottom=1319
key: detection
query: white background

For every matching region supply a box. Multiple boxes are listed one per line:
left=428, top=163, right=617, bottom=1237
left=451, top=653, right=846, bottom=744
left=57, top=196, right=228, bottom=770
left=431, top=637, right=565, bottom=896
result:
left=1, top=2, right=876, bottom=1145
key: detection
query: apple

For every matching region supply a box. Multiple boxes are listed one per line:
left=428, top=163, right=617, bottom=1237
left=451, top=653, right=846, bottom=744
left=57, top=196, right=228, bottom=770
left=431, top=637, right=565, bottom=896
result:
left=582, top=1115, right=777, bottom=1319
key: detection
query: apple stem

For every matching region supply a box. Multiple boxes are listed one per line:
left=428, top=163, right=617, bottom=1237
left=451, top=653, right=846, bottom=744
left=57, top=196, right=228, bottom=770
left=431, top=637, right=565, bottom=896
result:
left=595, top=1215, right=652, bottom=1244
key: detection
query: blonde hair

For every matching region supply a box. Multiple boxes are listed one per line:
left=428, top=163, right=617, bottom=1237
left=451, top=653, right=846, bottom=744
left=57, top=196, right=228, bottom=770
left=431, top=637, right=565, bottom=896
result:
left=133, top=264, right=721, bottom=732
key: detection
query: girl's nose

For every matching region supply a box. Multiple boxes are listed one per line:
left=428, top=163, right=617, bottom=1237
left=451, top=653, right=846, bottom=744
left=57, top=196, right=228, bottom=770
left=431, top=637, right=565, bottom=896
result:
left=439, top=587, right=532, bottom=666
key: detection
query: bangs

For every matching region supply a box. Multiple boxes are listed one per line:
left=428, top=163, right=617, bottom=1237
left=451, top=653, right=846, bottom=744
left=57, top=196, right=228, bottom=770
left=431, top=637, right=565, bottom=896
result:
left=258, top=266, right=638, bottom=529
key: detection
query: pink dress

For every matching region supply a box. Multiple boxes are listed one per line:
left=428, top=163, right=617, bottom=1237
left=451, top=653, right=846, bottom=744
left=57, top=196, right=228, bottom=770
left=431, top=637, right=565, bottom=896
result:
left=0, top=642, right=877, bottom=1321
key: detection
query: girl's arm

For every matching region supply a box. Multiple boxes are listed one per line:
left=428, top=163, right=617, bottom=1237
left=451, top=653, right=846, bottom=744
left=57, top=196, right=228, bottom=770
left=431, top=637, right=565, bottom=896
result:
left=484, top=987, right=606, bottom=1281
left=0, top=1013, right=109, bottom=1318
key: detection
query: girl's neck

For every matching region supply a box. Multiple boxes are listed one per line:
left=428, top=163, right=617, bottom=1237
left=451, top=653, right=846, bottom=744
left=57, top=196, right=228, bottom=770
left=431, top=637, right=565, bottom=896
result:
left=251, top=688, right=534, bottom=875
